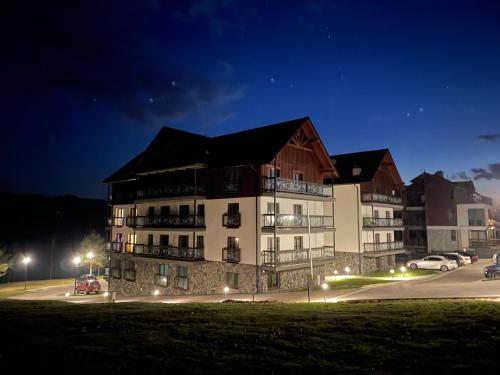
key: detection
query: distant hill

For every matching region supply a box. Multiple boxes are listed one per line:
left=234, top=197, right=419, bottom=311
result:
left=0, top=193, right=106, bottom=281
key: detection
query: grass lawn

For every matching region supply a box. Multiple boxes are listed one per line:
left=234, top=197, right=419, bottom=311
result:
left=0, top=300, right=499, bottom=373
left=324, top=278, right=395, bottom=289
left=362, top=268, right=438, bottom=278
left=0, top=278, right=76, bottom=298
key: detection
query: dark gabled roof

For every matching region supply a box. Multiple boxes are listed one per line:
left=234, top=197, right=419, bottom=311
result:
left=103, top=117, right=310, bottom=183
left=331, top=149, right=388, bottom=184
left=208, top=117, right=307, bottom=168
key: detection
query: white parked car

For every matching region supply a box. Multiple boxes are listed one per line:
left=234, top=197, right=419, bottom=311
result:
left=446, top=252, right=471, bottom=265
left=406, top=255, right=458, bottom=271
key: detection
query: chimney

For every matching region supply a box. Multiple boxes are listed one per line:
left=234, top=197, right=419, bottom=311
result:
left=435, top=170, right=444, bottom=178
left=352, top=165, right=362, bottom=176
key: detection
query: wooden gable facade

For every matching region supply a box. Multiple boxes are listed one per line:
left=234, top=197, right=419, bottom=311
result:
left=360, top=150, right=404, bottom=195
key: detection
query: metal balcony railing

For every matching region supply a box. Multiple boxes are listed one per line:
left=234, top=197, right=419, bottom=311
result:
left=364, top=241, right=404, bottom=252
left=263, top=177, right=331, bottom=197
left=222, top=213, right=241, bottom=228
left=262, top=214, right=333, bottom=228
left=222, top=247, right=241, bottom=263
left=361, top=193, right=402, bottom=205
left=262, top=246, right=335, bottom=266
left=126, top=215, right=205, bottom=228
left=133, top=244, right=204, bottom=261
left=136, top=184, right=206, bottom=199
left=111, top=241, right=123, bottom=253
left=362, top=217, right=403, bottom=227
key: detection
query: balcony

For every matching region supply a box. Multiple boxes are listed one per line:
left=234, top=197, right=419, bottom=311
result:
left=154, top=274, right=168, bottom=287
left=263, top=177, right=331, bottom=197
left=223, top=213, right=241, bottom=228
left=123, top=269, right=136, bottom=282
left=110, top=267, right=121, bottom=279
left=361, top=193, right=402, bottom=205
left=224, top=181, right=240, bottom=193
left=364, top=241, right=404, bottom=252
left=262, top=214, right=333, bottom=229
left=262, top=246, right=335, bottom=266
left=111, top=217, right=124, bottom=227
left=362, top=217, right=403, bottom=227
left=111, top=241, right=123, bottom=253
left=126, top=215, right=205, bottom=229
left=124, top=243, right=135, bottom=253
left=136, top=184, right=205, bottom=200
left=222, top=247, right=241, bottom=263
left=133, top=244, right=204, bottom=261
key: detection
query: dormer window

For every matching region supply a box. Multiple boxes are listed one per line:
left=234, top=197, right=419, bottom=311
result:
left=352, top=165, right=362, bottom=176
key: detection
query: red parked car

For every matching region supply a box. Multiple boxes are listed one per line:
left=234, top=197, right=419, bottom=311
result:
left=75, top=274, right=101, bottom=294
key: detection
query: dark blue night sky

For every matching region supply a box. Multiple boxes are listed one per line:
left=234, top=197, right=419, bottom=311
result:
left=3, top=0, right=500, bottom=202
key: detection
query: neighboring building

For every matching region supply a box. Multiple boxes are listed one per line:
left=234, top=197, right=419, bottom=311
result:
left=329, top=149, right=405, bottom=273
left=404, top=171, right=498, bottom=255
left=103, top=117, right=339, bottom=296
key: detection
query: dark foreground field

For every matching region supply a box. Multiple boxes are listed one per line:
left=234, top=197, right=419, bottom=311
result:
left=0, top=300, right=499, bottom=374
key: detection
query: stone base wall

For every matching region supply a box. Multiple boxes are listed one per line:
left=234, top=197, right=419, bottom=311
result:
left=109, top=253, right=257, bottom=297
left=427, top=229, right=458, bottom=252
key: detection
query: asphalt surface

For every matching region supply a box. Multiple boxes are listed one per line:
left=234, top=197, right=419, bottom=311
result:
left=8, top=260, right=500, bottom=304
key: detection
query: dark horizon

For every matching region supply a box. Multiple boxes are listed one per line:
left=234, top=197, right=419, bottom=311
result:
left=3, top=0, right=500, bottom=202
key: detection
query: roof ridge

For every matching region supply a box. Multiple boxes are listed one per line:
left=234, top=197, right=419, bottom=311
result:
left=211, top=116, right=310, bottom=139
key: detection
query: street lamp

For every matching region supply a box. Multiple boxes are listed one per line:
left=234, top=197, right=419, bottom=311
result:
left=22, top=256, right=31, bottom=290
left=86, top=251, right=94, bottom=275
left=73, top=256, right=81, bottom=295
left=224, top=286, right=229, bottom=300
left=400, top=266, right=406, bottom=277
left=321, top=283, right=328, bottom=302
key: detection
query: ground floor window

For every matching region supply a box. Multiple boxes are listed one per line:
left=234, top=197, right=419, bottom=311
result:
left=176, top=266, right=188, bottom=289
left=267, top=271, right=279, bottom=289
left=450, top=230, right=457, bottom=242
left=226, top=272, right=239, bottom=289
left=155, top=264, right=169, bottom=287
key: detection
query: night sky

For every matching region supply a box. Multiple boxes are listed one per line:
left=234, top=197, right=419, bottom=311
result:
left=3, top=0, right=500, bottom=203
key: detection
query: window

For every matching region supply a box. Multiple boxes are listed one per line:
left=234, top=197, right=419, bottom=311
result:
left=374, top=210, right=379, bottom=218
left=155, top=264, right=169, bottom=287
left=160, top=235, right=169, bottom=247
left=375, top=233, right=380, bottom=243
left=126, top=234, right=136, bottom=252
left=129, top=207, right=137, bottom=217
left=267, top=271, right=279, bottom=289
left=268, top=167, right=280, bottom=178
left=147, top=234, right=154, bottom=246
left=228, top=203, right=239, bottom=215
left=148, top=207, right=155, bottom=217
left=114, top=208, right=124, bottom=226
left=294, top=236, right=303, bottom=250
left=196, top=235, right=204, bottom=249
left=197, top=204, right=205, bottom=216
left=293, top=204, right=302, bottom=215
left=267, top=237, right=280, bottom=251
left=178, top=235, right=189, bottom=248
left=468, top=208, right=485, bottom=226
left=179, top=205, right=190, bottom=217
left=267, top=202, right=279, bottom=214
left=293, top=172, right=303, bottom=181
left=160, top=206, right=170, bottom=217
left=226, top=272, right=239, bottom=289
left=176, top=266, right=188, bottom=289
left=115, top=233, right=122, bottom=242
left=386, top=233, right=392, bottom=243
left=159, top=264, right=169, bottom=276
left=451, top=230, right=457, bottom=242
left=227, top=236, right=239, bottom=249
left=385, top=211, right=391, bottom=219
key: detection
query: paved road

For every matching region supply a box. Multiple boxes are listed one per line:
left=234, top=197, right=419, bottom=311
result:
left=9, top=260, right=500, bottom=304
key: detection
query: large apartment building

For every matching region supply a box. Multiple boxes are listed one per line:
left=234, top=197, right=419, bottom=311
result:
left=404, top=171, right=498, bottom=255
left=329, top=149, right=406, bottom=273
left=104, top=117, right=339, bottom=296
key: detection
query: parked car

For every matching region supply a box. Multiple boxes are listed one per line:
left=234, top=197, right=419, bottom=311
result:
left=446, top=252, right=471, bottom=265
left=75, top=274, right=101, bottom=294
left=483, top=263, right=500, bottom=279
left=406, top=255, right=458, bottom=271
left=457, top=250, right=478, bottom=263
left=438, top=253, right=465, bottom=266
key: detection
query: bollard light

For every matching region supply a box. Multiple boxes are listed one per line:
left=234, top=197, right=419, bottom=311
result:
left=22, top=256, right=31, bottom=290
left=224, top=286, right=229, bottom=300
left=333, top=270, right=338, bottom=281
left=65, top=292, right=70, bottom=297
left=344, top=266, right=350, bottom=275
left=390, top=268, right=395, bottom=279
left=400, top=266, right=406, bottom=277
left=321, top=283, right=328, bottom=302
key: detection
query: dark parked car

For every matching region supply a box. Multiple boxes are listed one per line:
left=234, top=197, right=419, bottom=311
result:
left=438, top=253, right=464, bottom=266
left=483, top=263, right=500, bottom=279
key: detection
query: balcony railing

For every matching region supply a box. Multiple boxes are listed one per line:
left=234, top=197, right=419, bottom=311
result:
left=136, top=184, right=206, bottom=199
left=262, top=246, right=335, bottom=266
left=133, top=244, right=204, bottom=261
left=361, top=193, right=402, bottom=205
left=222, top=247, right=241, bottom=263
left=124, top=243, right=135, bottom=253
left=262, top=214, right=333, bottom=228
left=362, top=217, right=403, bottom=227
left=123, top=269, right=136, bottom=282
left=223, top=213, right=241, bottom=228
left=126, top=215, right=205, bottom=228
left=110, top=267, right=121, bottom=279
left=111, top=241, right=123, bottom=253
left=224, top=181, right=240, bottom=193
left=263, top=177, right=330, bottom=197
left=112, top=217, right=124, bottom=227
left=154, top=274, right=168, bottom=287
left=364, top=241, right=404, bottom=252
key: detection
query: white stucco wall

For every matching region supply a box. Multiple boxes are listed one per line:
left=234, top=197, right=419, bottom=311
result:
left=333, top=184, right=361, bottom=253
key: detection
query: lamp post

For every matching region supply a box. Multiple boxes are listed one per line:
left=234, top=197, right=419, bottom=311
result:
left=73, top=256, right=81, bottom=295
left=321, top=283, right=328, bottom=302
left=224, top=286, right=229, bottom=301
left=22, top=256, right=31, bottom=290
left=86, top=251, right=94, bottom=275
